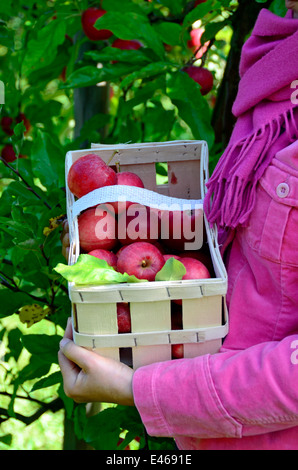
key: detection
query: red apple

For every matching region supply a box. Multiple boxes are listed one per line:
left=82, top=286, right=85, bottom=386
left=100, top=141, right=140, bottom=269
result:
left=78, top=205, right=117, bottom=252
left=1, top=116, right=14, bottom=136
left=118, top=204, right=160, bottom=245
left=1, top=144, right=17, bottom=162
left=187, top=28, right=209, bottom=59
left=179, top=250, right=213, bottom=274
left=117, top=302, right=131, bottom=333
left=180, top=257, right=210, bottom=280
left=81, top=8, right=112, bottom=41
left=160, top=208, right=202, bottom=251
left=16, top=113, right=31, bottom=134
left=110, top=171, right=144, bottom=214
left=184, top=66, right=213, bottom=95
left=112, top=38, right=142, bottom=50
left=68, top=153, right=117, bottom=198
left=115, top=245, right=127, bottom=258
left=194, top=0, right=207, bottom=5
left=1, top=113, right=31, bottom=136
left=117, top=241, right=165, bottom=281
left=172, top=343, right=184, bottom=360
left=174, top=257, right=210, bottom=305
left=88, top=248, right=118, bottom=269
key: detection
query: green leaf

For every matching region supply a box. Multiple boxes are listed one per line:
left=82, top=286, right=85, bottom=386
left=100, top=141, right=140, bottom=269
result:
left=155, top=257, right=186, bottom=281
left=31, top=371, right=62, bottom=392
left=31, top=130, right=65, bottom=188
left=54, top=254, right=147, bottom=285
left=83, top=406, right=143, bottom=450
left=16, top=356, right=51, bottom=385
left=153, top=22, right=183, bottom=46
left=22, top=20, right=66, bottom=76
left=120, top=62, right=173, bottom=89
left=85, top=47, right=151, bottom=65
left=123, top=76, right=166, bottom=113
left=201, top=19, right=230, bottom=43
left=102, top=0, right=145, bottom=14
left=0, top=290, right=31, bottom=319
left=167, top=71, right=215, bottom=147
left=65, top=62, right=140, bottom=89
left=21, top=334, right=62, bottom=364
left=94, top=12, right=165, bottom=58
left=0, top=435, right=12, bottom=447
left=144, top=102, right=176, bottom=142
left=11, top=121, right=26, bottom=157
left=0, top=216, right=33, bottom=242
left=269, top=0, right=287, bottom=16
left=155, top=0, right=185, bottom=16
left=156, top=161, right=168, bottom=177
left=6, top=328, right=23, bottom=362
left=64, top=66, right=104, bottom=88
left=183, top=0, right=221, bottom=27
left=0, top=25, right=14, bottom=50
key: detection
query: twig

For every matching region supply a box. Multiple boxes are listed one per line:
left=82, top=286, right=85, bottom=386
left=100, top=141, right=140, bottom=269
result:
left=0, top=396, right=64, bottom=425
left=0, top=272, right=49, bottom=305
left=0, top=157, right=52, bottom=210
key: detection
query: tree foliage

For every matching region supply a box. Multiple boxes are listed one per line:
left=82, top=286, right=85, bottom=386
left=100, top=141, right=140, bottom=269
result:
left=0, top=0, right=286, bottom=450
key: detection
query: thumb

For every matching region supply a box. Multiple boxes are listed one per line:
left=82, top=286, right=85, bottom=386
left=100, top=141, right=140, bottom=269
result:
left=59, top=338, right=91, bottom=371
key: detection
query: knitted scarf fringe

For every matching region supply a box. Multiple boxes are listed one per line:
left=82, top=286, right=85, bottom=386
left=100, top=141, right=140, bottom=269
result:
left=204, top=109, right=298, bottom=229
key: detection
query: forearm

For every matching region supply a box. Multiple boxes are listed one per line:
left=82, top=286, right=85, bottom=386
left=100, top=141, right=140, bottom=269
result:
left=133, top=335, right=298, bottom=439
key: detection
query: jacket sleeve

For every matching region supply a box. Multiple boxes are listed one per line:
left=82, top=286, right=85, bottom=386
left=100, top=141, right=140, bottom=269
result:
left=132, top=335, right=298, bottom=439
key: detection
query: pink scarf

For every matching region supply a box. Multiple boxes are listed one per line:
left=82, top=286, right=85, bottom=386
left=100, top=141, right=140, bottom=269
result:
left=204, top=9, right=298, bottom=230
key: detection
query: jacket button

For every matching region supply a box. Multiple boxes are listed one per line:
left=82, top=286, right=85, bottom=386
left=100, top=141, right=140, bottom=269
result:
left=276, top=182, right=289, bottom=198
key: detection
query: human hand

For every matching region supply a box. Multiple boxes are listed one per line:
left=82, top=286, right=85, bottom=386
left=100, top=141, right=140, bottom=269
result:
left=286, top=0, right=298, bottom=18
left=61, top=219, right=70, bottom=260
left=58, top=318, right=135, bottom=406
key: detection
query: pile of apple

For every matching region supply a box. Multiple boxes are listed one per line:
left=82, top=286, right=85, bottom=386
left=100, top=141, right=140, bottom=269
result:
left=68, top=153, right=212, bottom=359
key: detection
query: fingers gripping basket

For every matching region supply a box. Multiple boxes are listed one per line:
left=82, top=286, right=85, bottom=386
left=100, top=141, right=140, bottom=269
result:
left=66, top=140, right=228, bottom=369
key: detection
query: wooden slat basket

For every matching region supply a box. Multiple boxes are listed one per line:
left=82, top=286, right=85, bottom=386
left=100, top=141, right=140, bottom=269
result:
left=65, top=140, right=228, bottom=369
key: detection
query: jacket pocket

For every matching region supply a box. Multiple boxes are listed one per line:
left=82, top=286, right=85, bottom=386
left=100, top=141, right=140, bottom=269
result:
left=246, top=159, right=298, bottom=267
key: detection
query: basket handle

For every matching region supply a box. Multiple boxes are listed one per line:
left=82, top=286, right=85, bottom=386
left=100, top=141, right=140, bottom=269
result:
left=71, top=185, right=203, bottom=219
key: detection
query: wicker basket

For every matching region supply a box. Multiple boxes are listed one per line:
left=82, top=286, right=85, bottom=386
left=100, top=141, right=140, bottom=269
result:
left=65, top=140, right=228, bottom=369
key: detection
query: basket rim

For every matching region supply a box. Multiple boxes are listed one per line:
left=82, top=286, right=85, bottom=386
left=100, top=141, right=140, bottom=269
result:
left=72, top=321, right=229, bottom=349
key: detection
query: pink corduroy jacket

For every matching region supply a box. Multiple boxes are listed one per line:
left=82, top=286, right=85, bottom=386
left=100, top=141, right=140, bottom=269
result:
left=132, top=140, right=298, bottom=450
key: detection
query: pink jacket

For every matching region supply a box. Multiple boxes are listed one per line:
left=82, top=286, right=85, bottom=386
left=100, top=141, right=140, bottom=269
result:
left=132, top=140, right=298, bottom=450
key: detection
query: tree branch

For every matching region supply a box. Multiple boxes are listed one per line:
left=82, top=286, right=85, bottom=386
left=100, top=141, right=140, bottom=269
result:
left=211, top=0, right=275, bottom=149
left=0, top=157, right=52, bottom=210
left=0, top=397, right=64, bottom=425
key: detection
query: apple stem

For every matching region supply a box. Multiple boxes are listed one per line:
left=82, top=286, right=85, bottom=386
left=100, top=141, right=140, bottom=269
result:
left=141, top=260, right=147, bottom=268
left=106, top=150, right=119, bottom=167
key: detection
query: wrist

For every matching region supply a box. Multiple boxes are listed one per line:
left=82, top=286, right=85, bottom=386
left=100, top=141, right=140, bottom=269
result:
left=112, top=363, right=135, bottom=406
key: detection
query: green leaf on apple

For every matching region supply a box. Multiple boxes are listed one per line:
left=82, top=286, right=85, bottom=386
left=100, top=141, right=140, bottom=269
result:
left=54, top=255, right=187, bottom=286
left=155, top=257, right=186, bottom=282
left=54, top=254, right=147, bottom=285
